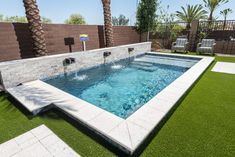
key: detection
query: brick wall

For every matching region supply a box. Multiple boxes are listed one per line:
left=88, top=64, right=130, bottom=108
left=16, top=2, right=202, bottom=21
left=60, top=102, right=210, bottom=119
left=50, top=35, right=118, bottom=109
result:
left=0, top=22, right=141, bottom=62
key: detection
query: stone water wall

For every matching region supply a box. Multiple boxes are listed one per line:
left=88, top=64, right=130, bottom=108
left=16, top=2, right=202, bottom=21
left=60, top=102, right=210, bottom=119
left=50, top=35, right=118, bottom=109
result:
left=0, top=42, right=151, bottom=89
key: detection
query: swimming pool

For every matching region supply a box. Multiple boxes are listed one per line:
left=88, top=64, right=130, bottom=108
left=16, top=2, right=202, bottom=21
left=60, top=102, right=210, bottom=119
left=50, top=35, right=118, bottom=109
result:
left=45, top=54, right=200, bottom=119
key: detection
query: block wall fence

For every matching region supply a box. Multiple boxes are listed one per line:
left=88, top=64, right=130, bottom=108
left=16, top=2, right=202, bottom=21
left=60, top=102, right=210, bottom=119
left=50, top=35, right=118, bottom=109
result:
left=1, top=21, right=235, bottom=62
left=0, top=23, right=142, bottom=62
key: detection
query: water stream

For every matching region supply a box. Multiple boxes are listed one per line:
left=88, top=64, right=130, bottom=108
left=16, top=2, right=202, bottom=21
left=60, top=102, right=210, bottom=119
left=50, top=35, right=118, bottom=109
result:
left=110, top=57, right=124, bottom=70
left=73, top=63, right=88, bottom=81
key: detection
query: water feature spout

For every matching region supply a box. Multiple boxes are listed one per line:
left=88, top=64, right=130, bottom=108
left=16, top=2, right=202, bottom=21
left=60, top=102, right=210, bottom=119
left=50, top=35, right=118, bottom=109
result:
left=103, top=51, right=111, bottom=58
left=128, top=48, right=135, bottom=62
left=103, top=51, right=111, bottom=64
left=63, top=57, right=76, bottom=76
left=102, top=51, right=123, bottom=69
left=128, top=48, right=134, bottom=54
left=63, top=57, right=76, bottom=66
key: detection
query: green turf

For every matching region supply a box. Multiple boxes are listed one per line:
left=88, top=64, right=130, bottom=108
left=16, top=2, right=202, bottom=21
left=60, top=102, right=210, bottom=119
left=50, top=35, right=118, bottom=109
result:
left=0, top=55, right=235, bottom=157
left=0, top=96, right=115, bottom=157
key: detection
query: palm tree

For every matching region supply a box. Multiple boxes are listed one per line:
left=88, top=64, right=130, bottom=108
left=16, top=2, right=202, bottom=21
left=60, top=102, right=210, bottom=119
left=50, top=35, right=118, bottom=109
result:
left=176, top=4, right=208, bottom=29
left=203, top=0, right=229, bottom=22
left=220, top=8, right=232, bottom=30
left=101, top=0, right=114, bottom=47
left=23, top=0, right=47, bottom=56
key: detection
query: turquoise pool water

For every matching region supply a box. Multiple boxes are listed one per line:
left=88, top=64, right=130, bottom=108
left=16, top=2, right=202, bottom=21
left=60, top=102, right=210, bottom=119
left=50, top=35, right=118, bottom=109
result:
left=44, top=54, right=199, bottom=119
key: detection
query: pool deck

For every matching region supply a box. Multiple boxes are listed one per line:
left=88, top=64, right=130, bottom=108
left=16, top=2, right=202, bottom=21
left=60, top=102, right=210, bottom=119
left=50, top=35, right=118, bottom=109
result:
left=0, top=125, right=80, bottom=157
left=212, top=62, right=235, bottom=74
left=6, top=52, right=214, bottom=155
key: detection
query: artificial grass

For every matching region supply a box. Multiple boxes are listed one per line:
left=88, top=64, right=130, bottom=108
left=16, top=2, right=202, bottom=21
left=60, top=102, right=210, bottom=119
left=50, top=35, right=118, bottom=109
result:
left=0, top=55, right=235, bottom=157
left=140, top=56, right=235, bottom=157
left=0, top=96, right=115, bottom=157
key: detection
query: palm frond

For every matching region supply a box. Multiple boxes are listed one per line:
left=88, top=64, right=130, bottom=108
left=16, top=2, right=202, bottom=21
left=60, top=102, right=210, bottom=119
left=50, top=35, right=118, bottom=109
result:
left=176, top=4, right=207, bottom=24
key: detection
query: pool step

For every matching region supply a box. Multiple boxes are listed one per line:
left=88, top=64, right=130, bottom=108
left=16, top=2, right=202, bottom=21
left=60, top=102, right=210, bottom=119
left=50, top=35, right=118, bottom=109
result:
left=130, top=64, right=157, bottom=72
left=132, top=61, right=154, bottom=67
left=134, top=56, right=197, bottom=68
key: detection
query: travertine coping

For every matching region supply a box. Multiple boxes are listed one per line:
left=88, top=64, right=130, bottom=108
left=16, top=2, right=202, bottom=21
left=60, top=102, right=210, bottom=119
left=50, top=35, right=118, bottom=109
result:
left=212, top=62, right=235, bottom=74
left=0, top=125, right=80, bottom=157
left=6, top=52, right=214, bottom=155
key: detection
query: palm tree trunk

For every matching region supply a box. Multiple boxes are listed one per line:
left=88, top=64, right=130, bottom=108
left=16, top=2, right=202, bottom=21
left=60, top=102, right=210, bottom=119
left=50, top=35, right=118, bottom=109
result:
left=102, top=0, right=114, bottom=47
left=186, top=23, right=191, bottom=30
left=223, top=16, right=227, bottom=30
left=23, top=0, right=47, bottom=56
left=208, top=11, right=214, bottom=30
left=208, top=11, right=213, bottom=23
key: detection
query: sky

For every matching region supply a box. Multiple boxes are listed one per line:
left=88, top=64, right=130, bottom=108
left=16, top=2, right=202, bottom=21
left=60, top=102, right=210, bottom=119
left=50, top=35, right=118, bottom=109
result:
left=0, top=0, right=235, bottom=25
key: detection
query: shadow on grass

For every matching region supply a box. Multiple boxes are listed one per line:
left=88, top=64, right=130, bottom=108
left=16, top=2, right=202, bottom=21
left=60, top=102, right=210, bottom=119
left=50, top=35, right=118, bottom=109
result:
left=197, top=53, right=215, bottom=57
left=0, top=94, right=15, bottom=112
left=51, top=107, right=131, bottom=157
left=38, top=108, right=61, bottom=120
left=1, top=93, right=36, bottom=120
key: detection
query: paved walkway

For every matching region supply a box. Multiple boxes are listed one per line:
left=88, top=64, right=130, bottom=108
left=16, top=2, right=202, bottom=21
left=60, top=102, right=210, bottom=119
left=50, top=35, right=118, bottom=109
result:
left=0, top=125, right=80, bottom=157
left=212, top=62, right=235, bottom=74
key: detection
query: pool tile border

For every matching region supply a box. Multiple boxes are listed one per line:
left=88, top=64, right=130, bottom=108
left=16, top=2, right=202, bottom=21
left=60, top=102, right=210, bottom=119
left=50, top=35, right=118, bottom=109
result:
left=6, top=52, right=214, bottom=155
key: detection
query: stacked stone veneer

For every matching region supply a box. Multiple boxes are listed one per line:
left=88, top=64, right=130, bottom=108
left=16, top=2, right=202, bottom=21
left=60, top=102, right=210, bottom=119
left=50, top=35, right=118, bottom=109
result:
left=0, top=42, right=151, bottom=89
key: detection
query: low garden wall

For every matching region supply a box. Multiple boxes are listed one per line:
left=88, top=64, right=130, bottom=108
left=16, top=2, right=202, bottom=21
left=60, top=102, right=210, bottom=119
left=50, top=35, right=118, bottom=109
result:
left=0, top=42, right=151, bottom=89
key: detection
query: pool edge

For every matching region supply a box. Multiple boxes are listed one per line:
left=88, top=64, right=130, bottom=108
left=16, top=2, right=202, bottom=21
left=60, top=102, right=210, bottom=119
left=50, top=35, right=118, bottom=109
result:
left=5, top=52, right=215, bottom=155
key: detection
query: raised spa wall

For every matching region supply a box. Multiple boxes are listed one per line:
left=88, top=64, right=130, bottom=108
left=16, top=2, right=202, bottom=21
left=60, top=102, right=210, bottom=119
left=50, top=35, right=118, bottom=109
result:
left=0, top=42, right=151, bottom=89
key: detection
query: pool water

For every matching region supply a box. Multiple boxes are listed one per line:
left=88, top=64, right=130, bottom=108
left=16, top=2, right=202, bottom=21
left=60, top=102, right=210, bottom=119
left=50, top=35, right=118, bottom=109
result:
left=44, top=54, right=199, bottom=119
